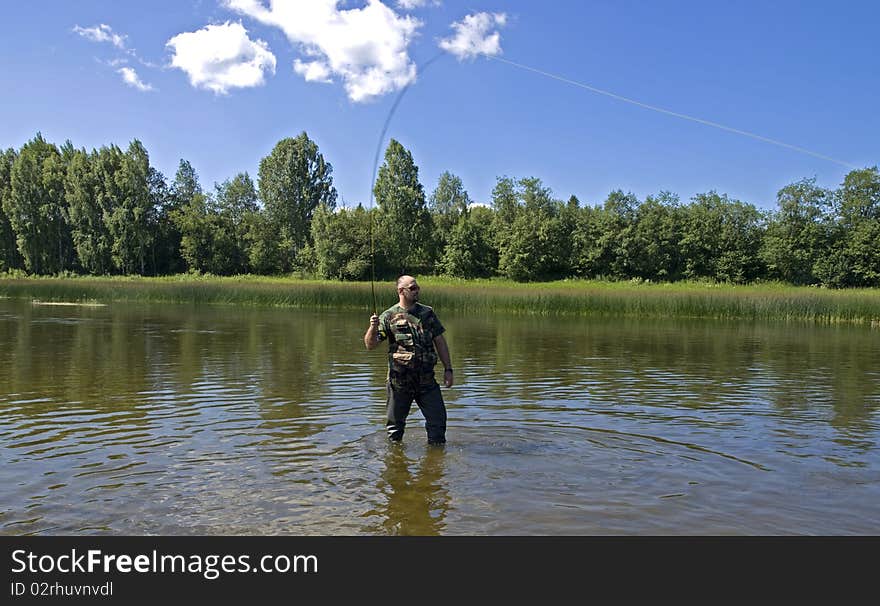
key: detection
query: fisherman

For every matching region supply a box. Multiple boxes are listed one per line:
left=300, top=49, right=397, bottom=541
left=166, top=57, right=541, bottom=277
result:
left=364, top=275, right=453, bottom=445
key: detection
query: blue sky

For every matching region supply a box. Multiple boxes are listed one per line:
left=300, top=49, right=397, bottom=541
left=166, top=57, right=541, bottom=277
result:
left=1, top=1, right=877, bottom=211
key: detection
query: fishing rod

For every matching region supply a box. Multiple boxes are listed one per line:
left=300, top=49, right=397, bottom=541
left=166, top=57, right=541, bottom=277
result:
left=368, top=51, right=446, bottom=316
left=364, top=43, right=852, bottom=315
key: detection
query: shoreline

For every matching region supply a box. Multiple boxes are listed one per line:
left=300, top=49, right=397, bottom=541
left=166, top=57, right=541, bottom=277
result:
left=2, top=274, right=879, bottom=326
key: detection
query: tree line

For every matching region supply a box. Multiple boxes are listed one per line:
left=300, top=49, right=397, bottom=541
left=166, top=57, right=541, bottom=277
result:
left=1, top=132, right=878, bottom=286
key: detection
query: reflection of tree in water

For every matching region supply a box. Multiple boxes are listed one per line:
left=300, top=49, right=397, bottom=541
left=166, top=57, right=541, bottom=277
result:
left=154, top=305, right=338, bottom=450
left=2, top=301, right=151, bottom=423
left=754, top=324, right=880, bottom=436
left=449, top=312, right=880, bottom=445
left=249, top=309, right=341, bottom=457
left=257, top=309, right=330, bottom=411
left=367, top=445, right=449, bottom=536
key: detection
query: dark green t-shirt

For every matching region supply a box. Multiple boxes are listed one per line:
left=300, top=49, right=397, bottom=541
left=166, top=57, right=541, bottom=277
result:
left=377, top=302, right=445, bottom=374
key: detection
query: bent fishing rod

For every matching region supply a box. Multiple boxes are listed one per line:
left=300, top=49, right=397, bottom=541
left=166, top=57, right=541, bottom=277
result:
left=367, top=52, right=446, bottom=316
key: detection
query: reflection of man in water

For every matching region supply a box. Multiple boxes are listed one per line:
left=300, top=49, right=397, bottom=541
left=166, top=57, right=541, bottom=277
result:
left=364, top=276, right=453, bottom=445
left=372, top=446, right=449, bottom=536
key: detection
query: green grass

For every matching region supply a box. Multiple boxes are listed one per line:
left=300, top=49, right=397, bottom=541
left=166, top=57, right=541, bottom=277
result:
left=2, top=273, right=880, bottom=326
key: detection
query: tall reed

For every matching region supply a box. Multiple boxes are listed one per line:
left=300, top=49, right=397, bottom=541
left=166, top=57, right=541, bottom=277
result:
left=1, top=275, right=879, bottom=326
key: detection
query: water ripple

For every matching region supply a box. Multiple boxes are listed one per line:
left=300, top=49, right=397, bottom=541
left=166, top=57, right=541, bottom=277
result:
left=2, top=303, right=879, bottom=534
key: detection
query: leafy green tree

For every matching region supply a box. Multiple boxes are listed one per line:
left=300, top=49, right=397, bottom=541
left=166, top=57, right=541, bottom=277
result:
left=528, top=183, right=572, bottom=280
left=495, top=177, right=569, bottom=281
left=373, top=139, right=431, bottom=276
left=172, top=192, right=211, bottom=272
left=488, top=176, right=516, bottom=254
left=570, top=204, right=599, bottom=278
left=65, top=148, right=114, bottom=274
left=213, top=172, right=258, bottom=274
left=832, top=167, right=880, bottom=286
left=171, top=168, right=254, bottom=276
left=172, top=191, right=241, bottom=275
left=143, top=166, right=173, bottom=275
left=843, top=220, right=880, bottom=286
left=557, top=195, right=581, bottom=273
left=242, top=210, right=281, bottom=275
left=429, top=171, right=471, bottom=264
left=627, top=192, right=684, bottom=281
left=0, top=147, right=23, bottom=271
left=311, top=203, right=374, bottom=280
left=837, top=167, right=880, bottom=224
left=216, top=172, right=258, bottom=225
left=171, top=160, right=202, bottom=208
left=155, top=159, right=203, bottom=275
left=58, top=140, right=77, bottom=166
left=602, top=190, right=640, bottom=278
left=90, top=144, right=125, bottom=273
left=491, top=176, right=518, bottom=226
left=105, top=140, right=155, bottom=274
left=7, top=133, right=72, bottom=274
left=760, top=178, right=829, bottom=285
left=258, top=132, right=337, bottom=273
left=572, top=190, right=638, bottom=279
left=206, top=212, right=242, bottom=275
left=680, top=192, right=765, bottom=283
left=715, top=202, right=766, bottom=284
left=439, top=204, right=497, bottom=278
left=679, top=194, right=717, bottom=280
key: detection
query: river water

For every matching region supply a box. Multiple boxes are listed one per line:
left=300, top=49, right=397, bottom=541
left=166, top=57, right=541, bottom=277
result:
left=1, top=297, right=878, bottom=535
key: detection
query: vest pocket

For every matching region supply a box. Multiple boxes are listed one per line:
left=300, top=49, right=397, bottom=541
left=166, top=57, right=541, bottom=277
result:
left=392, top=350, right=415, bottom=368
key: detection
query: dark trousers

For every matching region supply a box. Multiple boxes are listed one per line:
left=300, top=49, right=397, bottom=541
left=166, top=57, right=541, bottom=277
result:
left=386, top=374, right=447, bottom=444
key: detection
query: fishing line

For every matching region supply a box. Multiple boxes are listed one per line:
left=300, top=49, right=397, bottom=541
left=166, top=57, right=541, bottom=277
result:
left=485, top=54, right=856, bottom=169
left=366, top=46, right=851, bottom=314
left=368, top=51, right=446, bottom=315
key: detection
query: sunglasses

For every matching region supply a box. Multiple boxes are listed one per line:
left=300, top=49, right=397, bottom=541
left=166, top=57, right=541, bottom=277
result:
left=401, top=285, right=420, bottom=292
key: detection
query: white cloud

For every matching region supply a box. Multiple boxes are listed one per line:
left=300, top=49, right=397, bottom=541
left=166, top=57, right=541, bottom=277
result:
left=166, top=22, right=277, bottom=94
left=439, top=12, right=507, bottom=60
left=396, top=0, right=434, bottom=9
left=224, top=0, right=421, bottom=102
left=117, top=67, right=154, bottom=92
left=293, top=59, right=333, bottom=83
left=73, top=24, right=127, bottom=49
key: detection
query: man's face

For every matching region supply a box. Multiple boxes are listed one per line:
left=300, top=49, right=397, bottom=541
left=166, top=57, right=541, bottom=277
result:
left=400, top=281, right=420, bottom=303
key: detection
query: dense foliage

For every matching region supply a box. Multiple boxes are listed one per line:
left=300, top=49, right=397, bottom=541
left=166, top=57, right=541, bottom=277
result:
left=1, top=131, right=878, bottom=287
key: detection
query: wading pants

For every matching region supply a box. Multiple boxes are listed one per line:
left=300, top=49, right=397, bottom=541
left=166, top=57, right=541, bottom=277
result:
left=386, top=373, right=447, bottom=444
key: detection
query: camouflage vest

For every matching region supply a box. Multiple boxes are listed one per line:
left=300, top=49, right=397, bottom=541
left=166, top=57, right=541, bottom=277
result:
left=378, top=303, right=445, bottom=376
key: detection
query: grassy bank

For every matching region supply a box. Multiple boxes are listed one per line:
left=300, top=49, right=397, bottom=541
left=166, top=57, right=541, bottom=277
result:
left=1, top=274, right=880, bottom=326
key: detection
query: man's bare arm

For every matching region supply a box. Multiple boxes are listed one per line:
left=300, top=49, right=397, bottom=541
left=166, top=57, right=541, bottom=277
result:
left=434, top=334, right=453, bottom=387
left=364, top=314, right=381, bottom=350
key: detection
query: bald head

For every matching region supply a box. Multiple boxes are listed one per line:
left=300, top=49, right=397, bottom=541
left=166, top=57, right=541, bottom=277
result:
left=396, top=275, right=420, bottom=306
